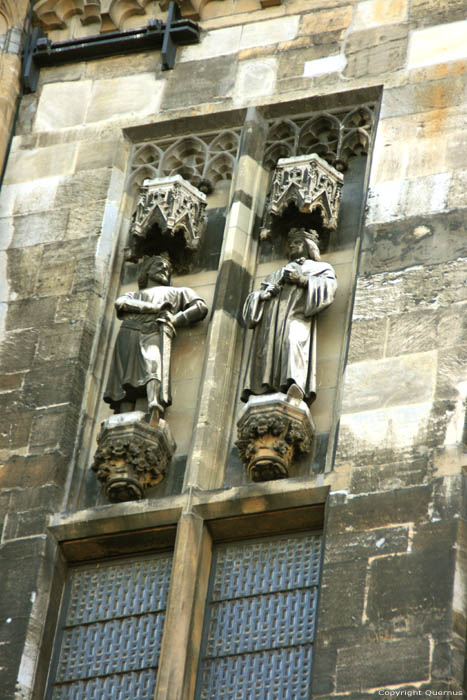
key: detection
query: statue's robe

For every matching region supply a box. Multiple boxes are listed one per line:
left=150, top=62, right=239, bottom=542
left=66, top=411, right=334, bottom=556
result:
left=104, top=285, right=205, bottom=411
left=241, top=258, right=337, bottom=403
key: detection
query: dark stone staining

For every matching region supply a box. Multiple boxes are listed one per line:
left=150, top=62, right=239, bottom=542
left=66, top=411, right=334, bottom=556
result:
left=318, top=558, right=368, bottom=631
left=237, top=106, right=268, bottom=163
left=326, top=485, right=432, bottom=535
left=310, top=432, right=329, bottom=473
left=212, top=259, right=251, bottom=320
left=224, top=446, right=248, bottom=487
left=409, top=0, right=467, bottom=31
left=366, top=546, right=455, bottom=634
left=336, top=638, right=430, bottom=691
left=324, top=525, right=410, bottom=565
left=230, top=189, right=253, bottom=211
left=360, top=209, right=467, bottom=275
left=162, top=55, right=237, bottom=110
left=344, top=24, right=408, bottom=79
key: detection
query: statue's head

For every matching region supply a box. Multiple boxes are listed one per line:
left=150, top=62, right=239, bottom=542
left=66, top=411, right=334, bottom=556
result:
left=138, top=253, right=173, bottom=289
left=287, top=228, right=321, bottom=261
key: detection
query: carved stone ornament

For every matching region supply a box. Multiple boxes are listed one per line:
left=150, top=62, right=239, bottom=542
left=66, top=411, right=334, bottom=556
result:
left=261, top=153, right=344, bottom=239
left=127, top=175, right=207, bottom=262
left=92, top=411, right=176, bottom=502
left=236, top=393, right=315, bottom=482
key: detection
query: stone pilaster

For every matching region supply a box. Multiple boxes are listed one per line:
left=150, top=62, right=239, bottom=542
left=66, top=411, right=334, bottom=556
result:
left=184, top=107, right=269, bottom=490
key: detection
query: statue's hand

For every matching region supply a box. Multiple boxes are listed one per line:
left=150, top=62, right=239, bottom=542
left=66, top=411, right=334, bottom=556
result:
left=260, top=283, right=281, bottom=301
left=283, top=268, right=306, bottom=286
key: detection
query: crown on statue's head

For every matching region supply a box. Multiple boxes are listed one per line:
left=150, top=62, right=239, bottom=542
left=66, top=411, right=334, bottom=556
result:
left=287, top=227, right=320, bottom=245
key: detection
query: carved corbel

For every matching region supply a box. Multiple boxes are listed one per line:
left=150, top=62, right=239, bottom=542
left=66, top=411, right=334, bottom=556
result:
left=33, top=0, right=85, bottom=29
left=92, top=412, right=176, bottom=502
left=126, top=174, right=207, bottom=265
left=236, top=393, right=315, bottom=482
left=261, top=153, right=344, bottom=240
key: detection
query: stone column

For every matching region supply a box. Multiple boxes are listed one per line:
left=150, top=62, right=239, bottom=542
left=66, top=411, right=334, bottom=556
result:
left=0, top=1, right=30, bottom=179
left=154, top=508, right=212, bottom=700
left=184, top=107, right=269, bottom=490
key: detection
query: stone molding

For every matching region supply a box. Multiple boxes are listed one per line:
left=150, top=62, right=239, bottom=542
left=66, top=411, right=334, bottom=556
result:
left=261, top=153, right=344, bottom=238
left=236, top=393, right=315, bottom=482
left=33, top=0, right=282, bottom=30
left=92, top=412, right=176, bottom=502
left=126, top=174, right=207, bottom=263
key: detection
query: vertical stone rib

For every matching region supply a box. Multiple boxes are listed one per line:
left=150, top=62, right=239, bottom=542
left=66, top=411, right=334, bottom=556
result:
left=154, top=509, right=211, bottom=700
left=183, top=107, right=268, bottom=491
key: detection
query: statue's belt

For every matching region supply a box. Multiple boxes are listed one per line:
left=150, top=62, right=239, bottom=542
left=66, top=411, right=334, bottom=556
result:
left=120, top=318, right=173, bottom=335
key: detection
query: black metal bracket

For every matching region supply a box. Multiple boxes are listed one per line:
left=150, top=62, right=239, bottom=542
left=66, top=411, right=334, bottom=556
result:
left=22, top=1, right=200, bottom=93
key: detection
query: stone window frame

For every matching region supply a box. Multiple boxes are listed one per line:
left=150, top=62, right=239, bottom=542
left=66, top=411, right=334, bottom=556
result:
left=42, top=480, right=328, bottom=699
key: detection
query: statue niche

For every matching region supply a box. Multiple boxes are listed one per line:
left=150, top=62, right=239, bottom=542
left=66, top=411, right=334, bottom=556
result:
left=237, top=152, right=343, bottom=483
left=93, top=252, right=207, bottom=502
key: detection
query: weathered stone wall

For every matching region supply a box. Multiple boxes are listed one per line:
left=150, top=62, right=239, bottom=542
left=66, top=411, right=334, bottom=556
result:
left=0, top=0, right=466, bottom=696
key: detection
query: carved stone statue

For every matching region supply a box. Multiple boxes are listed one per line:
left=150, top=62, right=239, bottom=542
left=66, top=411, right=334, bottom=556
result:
left=237, top=228, right=337, bottom=481
left=241, top=227, right=337, bottom=405
left=104, top=253, right=208, bottom=424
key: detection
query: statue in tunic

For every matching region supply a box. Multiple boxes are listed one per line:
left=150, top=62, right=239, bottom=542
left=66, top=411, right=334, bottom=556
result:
left=241, top=228, right=337, bottom=404
left=104, top=254, right=208, bottom=422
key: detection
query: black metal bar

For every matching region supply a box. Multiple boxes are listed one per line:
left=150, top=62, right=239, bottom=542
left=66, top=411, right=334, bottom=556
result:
left=161, top=1, right=180, bottom=71
left=22, top=2, right=200, bottom=93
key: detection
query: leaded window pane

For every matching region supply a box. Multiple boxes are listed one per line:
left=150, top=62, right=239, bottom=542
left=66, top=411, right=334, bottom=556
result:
left=48, top=553, right=172, bottom=700
left=196, top=532, right=322, bottom=700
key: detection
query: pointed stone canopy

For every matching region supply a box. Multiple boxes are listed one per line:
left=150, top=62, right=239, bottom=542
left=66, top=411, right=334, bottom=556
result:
left=261, top=153, right=344, bottom=238
left=127, top=175, right=207, bottom=263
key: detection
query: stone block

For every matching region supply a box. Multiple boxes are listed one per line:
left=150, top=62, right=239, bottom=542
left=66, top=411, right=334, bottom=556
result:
left=344, top=23, right=408, bottom=78
left=342, top=351, right=436, bottom=414
left=336, top=638, right=430, bottom=691
left=163, top=55, right=236, bottom=109
left=10, top=176, right=61, bottom=216
left=347, top=318, right=387, bottom=363
left=180, top=25, right=242, bottom=63
left=318, top=559, right=367, bottom=631
left=240, top=15, right=299, bottom=50
left=0, top=372, right=24, bottom=392
left=326, top=485, right=432, bottom=535
left=29, top=404, right=80, bottom=455
left=84, top=51, right=157, bottom=79
left=448, top=168, right=467, bottom=209
left=23, top=360, right=87, bottom=409
left=354, top=0, right=408, bottom=29
left=409, top=0, right=467, bottom=28
left=350, top=456, right=429, bottom=493
left=5, top=296, right=57, bottom=331
left=408, top=19, right=467, bottom=69
left=3, top=142, right=77, bottom=184
left=5, top=246, right=43, bottom=299
left=55, top=168, right=111, bottom=208
left=0, top=453, right=66, bottom=489
left=233, top=57, right=277, bottom=105
left=10, top=208, right=70, bottom=250
left=366, top=548, right=455, bottom=631
left=303, top=53, right=347, bottom=78
left=85, top=74, right=164, bottom=123
left=353, top=258, right=467, bottom=321
left=66, top=200, right=106, bottom=240
left=0, top=328, right=38, bottom=372
left=34, top=80, right=92, bottom=132
left=75, top=139, right=119, bottom=171
left=36, top=322, right=93, bottom=365
left=362, top=211, right=467, bottom=273
left=301, top=6, right=352, bottom=35
left=34, top=259, right=76, bottom=297
left=324, top=525, right=410, bottom=564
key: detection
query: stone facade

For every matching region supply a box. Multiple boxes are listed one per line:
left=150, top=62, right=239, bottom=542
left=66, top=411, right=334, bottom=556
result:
left=0, top=0, right=466, bottom=698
